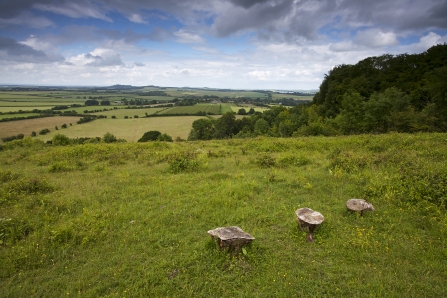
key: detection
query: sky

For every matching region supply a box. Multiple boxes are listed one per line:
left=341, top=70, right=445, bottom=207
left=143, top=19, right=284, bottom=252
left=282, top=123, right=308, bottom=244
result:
left=0, top=0, right=446, bottom=90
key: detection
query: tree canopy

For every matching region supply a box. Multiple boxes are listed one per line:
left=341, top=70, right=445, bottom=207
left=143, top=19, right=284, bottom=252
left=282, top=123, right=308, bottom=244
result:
left=188, top=44, right=447, bottom=140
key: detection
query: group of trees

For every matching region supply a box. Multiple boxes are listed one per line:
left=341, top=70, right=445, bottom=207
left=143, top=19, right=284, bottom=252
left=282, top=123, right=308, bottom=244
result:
left=189, top=44, right=447, bottom=140
left=85, top=99, right=111, bottom=106
left=312, top=43, right=447, bottom=130
left=138, top=130, right=173, bottom=142
left=188, top=106, right=312, bottom=140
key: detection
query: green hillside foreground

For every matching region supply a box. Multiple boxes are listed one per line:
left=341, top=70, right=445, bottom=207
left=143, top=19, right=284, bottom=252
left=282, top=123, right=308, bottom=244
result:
left=1, top=134, right=446, bottom=297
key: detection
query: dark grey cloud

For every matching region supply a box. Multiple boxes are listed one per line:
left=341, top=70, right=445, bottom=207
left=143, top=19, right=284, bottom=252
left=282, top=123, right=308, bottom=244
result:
left=0, top=0, right=446, bottom=45
left=228, top=0, right=270, bottom=9
left=0, top=0, right=215, bottom=24
left=427, top=1, right=447, bottom=26
left=213, top=0, right=447, bottom=42
left=0, top=36, right=63, bottom=63
left=336, top=0, right=447, bottom=32
left=31, top=25, right=174, bottom=47
left=84, top=53, right=124, bottom=67
left=212, top=0, right=295, bottom=38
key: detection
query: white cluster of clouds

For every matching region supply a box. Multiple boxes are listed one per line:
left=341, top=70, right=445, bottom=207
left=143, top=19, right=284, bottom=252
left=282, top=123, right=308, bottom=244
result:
left=0, top=0, right=446, bottom=89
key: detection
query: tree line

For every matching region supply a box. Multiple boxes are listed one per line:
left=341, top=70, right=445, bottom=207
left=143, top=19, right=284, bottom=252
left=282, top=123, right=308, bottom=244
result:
left=189, top=44, right=447, bottom=140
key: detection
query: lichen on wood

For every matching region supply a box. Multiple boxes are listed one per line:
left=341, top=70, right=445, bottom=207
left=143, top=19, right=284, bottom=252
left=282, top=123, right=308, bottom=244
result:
left=295, top=208, right=324, bottom=242
left=346, top=198, right=375, bottom=216
left=207, top=226, right=255, bottom=255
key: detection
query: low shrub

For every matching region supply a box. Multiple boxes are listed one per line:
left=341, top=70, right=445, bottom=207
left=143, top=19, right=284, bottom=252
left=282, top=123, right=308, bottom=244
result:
left=256, top=154, right=276, bottom=168
left=103, top=132, right=117, bottom=143
left=7, top=177, right=54, bottom=195
left=52, top=134, right=71, bottom=146
left=1, top=135, right=17, bottom=143
left=39, top=128, right=50, bottom=135
left=167, top=151, right=199, bottom=173
left=157, top=133, right=173, bottom=142
left=0, top=218, right=33, bottom=246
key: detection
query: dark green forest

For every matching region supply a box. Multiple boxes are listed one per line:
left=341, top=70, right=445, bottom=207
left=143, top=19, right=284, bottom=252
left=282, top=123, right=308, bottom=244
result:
left=189, top=44, right=447, bottom=140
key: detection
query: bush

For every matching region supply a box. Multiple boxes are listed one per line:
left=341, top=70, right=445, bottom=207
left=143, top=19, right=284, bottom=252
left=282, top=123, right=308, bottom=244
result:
left=52, top=134, right=71, bottom=146
left=31, top=131, right=36, bottom=137
left=157, top=133, right=173, bottom=142
left=77, top=117, right=94, bottom=124
left=256, top=154, right=276, bottom=168
left=16, top=134, right=24, bottom=140
left=168, top=152, right=199, bottom=173
left=39, top=129, right=50, bottom=135
left=103, top=132, right=117, bottom=143
left=1, top=136, right=17, bottom=143
left=138, top=131, right=161, bottom=142
left=61, top=124, right=67, bottom=128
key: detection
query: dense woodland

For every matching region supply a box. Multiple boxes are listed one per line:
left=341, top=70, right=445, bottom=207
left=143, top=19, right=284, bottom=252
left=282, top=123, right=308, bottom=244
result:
left=189, top=44, right=447, bottom=140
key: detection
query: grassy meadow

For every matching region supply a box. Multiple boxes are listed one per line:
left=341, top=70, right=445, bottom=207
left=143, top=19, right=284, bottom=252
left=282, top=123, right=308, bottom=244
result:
left=34, top=117, right=203, bottom=142
left=91, top=107, right=166, bottom=118
left=1, top=133, right=446, bottom=297
left=158, top=104, right=221, bottom=115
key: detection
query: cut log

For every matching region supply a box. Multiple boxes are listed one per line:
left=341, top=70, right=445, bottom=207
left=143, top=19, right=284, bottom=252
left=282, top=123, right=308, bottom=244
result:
left=207, top=226, right=255, bottom=255
left=346, top=198, right=375, bottom=216
left=295, top=208, right=324, bottom=242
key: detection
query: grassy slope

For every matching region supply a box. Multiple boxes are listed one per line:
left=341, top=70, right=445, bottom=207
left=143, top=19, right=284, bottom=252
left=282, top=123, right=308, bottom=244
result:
left=1, top=134, right=446, bottom=297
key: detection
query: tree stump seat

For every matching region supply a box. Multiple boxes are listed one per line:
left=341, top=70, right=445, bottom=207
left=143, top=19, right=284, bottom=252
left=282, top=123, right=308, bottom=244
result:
left=295, top=208, right=324, bottom=242
left=346, top=198, right=375, bottom=216
left=207, top=226, right=255, bottom=255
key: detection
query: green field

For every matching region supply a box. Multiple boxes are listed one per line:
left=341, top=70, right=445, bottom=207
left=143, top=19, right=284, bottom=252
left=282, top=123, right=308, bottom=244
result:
left=1, top=133, right=446, bottom=297
left=159, top=104, right=221, bottom=115
left=90, top=107, right=166, bottom=118
left=34, top=117, right=204, bottom=141
left=230, top=106, right=269, bottom=113
left=271, top=94, right=313, bottom=101
left=163, top=88, right=269, bottom=98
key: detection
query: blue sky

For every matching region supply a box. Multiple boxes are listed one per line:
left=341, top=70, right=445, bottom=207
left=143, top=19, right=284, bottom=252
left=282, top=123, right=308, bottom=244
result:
left=0, top=0, right=446, bottom=90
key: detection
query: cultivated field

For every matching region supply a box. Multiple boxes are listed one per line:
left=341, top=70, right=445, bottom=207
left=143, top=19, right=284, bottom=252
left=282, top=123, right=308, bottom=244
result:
left=158, top=104, right=221, bottom=115
left=163, top=88, right=269, bottom=98
left=34, top=117, right=203, bottom=142
left=91, top=107, right=166, bottom=118
left=230, top=105, right=269, bottom=113
left=0, top=116, right=81, bottom=141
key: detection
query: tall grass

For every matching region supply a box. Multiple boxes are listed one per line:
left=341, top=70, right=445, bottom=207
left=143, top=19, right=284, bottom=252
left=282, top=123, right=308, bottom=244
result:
left=1, top=133, right=446, bottom=297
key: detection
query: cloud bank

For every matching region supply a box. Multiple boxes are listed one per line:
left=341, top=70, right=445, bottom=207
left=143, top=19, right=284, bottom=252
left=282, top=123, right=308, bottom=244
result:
left=0, top=0, right=446, bottom=89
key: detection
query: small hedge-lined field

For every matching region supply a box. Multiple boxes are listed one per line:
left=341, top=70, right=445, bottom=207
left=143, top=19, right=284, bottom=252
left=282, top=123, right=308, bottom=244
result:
left=158, top=104, right=222, bottom=115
